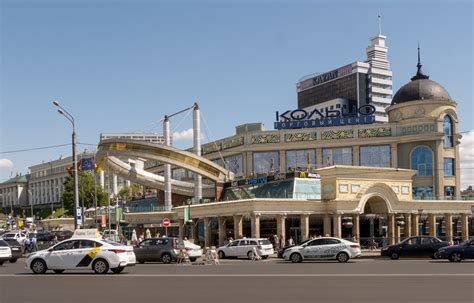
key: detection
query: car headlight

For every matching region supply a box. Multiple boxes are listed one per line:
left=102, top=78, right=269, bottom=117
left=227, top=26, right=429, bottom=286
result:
left=382, top=247, right=388, bottom=251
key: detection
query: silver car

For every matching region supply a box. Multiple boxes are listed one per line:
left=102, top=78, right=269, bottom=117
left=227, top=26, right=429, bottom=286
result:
left=283, top=237, right=361, bottom=263
left=217, top=238, right=274, bottom=259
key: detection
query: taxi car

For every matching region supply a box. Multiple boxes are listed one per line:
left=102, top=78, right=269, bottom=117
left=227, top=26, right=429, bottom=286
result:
left=25, top=229, right=136, bottom=274
left=283, top=237, right=361, bottom=263
left=217, top=238, right=274, bottom=259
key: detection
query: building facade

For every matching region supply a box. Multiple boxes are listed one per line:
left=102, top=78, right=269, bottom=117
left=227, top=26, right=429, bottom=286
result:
left=0, top=175, right=28, bottom=210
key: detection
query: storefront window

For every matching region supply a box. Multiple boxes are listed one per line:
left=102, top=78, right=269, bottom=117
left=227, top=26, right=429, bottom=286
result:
left=411, top=146, right=433, bottom=176
left=444, top=186, right=455, bottom=198
left=322, top=147, right=352, bottom=167
left=412, top=187, right=433, bottom=199
left=444, top=158, right=455, bottom=176
left=443, top=115, right=453, bottom=148
left=224, top=154, right=244, bottom=177
left=252, top=151, right=279, bottom=174
left=286, top=150, right=315, bottom=171
left=360, top=145, right=390, bottom=167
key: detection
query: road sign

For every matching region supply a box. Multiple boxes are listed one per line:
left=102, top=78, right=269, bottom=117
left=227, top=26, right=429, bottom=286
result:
left=162, top=218, right=171, bottom=228
left=76, top=207, right=82, bottom=225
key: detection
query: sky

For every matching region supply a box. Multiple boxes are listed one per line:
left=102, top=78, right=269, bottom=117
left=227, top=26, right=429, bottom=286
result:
left=0, top=0, right=473, bottom=187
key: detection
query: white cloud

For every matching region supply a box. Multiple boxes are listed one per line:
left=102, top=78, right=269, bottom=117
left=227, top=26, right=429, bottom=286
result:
left=172, top=128, right=194, bottom=141
left=460, top=130, right=474, bottom=190
left=0, top=159, right=14, bottom=169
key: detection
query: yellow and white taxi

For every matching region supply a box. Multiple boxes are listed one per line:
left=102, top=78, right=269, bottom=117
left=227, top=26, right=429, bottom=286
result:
left=26, top=229, right=136, bottom=274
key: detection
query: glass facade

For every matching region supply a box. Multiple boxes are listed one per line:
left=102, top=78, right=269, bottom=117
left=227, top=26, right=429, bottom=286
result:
left=322, top=147, right=352, bottom=166
left=413, top=187, right=433, bottom=199
left=360, top=145, right=391, bottom=167
left=443, top=115, right=453, bottom=147
left=213, top=155, right=244, bottom=177
left=252, top=152, right=279, bottom=174
left=411, top=146, right=433, bottom=176
left=286, top=150, right=315, bottom=172
left=444, top=158, right=455, bottom=176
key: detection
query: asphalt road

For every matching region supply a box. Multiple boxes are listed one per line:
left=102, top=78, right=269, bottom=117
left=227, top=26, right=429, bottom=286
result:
left=1, top=258, right=473, bottom=303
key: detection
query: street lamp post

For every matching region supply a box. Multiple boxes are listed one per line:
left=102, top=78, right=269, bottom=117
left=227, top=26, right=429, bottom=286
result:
left=52, top=101, right=79, bottom=230
left=28, top=189, right=33, bottom=224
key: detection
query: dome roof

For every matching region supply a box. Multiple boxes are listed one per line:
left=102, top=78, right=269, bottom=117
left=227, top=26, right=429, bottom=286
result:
left=391, top=46, right=451, bottom=105
left=391, top=78, right=451, bottom=105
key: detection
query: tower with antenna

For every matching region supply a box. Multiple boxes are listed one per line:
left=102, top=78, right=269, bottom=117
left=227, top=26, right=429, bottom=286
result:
left=365, top=13, right=393, bottom=123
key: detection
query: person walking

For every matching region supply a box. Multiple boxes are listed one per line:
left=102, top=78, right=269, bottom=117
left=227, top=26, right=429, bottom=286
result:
left=31, top=235, right=38, bottom=252
left=23, top=236, right=31, bottom=254
left=287, top=236, right=295, bottom=247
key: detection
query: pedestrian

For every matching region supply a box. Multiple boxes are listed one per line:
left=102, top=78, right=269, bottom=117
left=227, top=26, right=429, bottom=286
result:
left=288, top=237, right=295, bottom=247
left=273, top=234, right=279, bottom=250
left=139, top=232, right=145, bottom=243
left=31, top=235, right=38, bottom=252
left=155, top=232, right=161, bottom=238
left=23, top=236, right=31, bottom=253
left=131, top=230, right=138, bottom=245
left=145, top=228, right=151, bottom=239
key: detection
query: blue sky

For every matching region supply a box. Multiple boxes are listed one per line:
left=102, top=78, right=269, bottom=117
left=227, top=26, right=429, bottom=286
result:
left=1, top=0, right=473, bottom=183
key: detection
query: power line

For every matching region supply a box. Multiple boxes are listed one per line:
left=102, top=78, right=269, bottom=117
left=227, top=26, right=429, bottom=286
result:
left=0, top=143, right=70, bottom=154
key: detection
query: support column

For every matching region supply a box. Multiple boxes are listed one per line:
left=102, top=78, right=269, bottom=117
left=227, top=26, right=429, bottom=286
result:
left=332, top=214, right=341, bottom=238
left=178, top=219, right=184, bottom=239
left=390, top=143, right=398, bottom=168
left=411, top=214, right=419, bottom=236
left=276, top=214, right=286, bottom=247
left=193, top=103, right=202, bottom=201
left=387, top=214, right=396, bottom=245
left=404, top=213, right=412, bottom=237
left=395, top=222, right=401, bottom=243
left=251, top=213, right=260, bottom=238
left=233, top=215, right=243, bottom=239
left=112, top=174, right=118, bottom=195
left=352, top=146, right=360, bottom=166
left=444, top=213, right=453, bottom=242
left=218, top=217, right=226, bottom=247
left=352, top=214, right=360, bottom=243
left=316, top=148, right=322, bottom=169
left=428, top=214, right=437, bottom=237
left=163, top=116, right=172, bottom=210
left=191, top=221, right=199, bottom=243
left=203, top=217, right=212, bottom=248
left=300, top=214, right=309, bottom=242
left=323, top=214, right=331, bottom=236
left=461, top=214, right=469, bottom=242
left=99, top=171, right=105, bottom=189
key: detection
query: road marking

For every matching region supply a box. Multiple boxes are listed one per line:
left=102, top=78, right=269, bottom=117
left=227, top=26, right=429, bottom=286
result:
left=1, top=273, right=473, bottom=277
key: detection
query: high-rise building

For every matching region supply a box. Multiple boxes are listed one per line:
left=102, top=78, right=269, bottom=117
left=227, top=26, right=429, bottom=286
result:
left=296, top=30, right=392, bottom=123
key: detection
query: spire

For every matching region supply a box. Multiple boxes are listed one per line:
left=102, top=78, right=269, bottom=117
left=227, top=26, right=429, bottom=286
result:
left=411, top=42, right=429, bottom=80
left=378, top=12, right=382, bottom=36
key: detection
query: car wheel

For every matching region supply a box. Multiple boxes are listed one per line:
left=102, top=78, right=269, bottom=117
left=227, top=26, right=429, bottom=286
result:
left=161, top=253, right=172, bottom=264
left=290, top=253, right=303, bottom=263
left=189, top=258, right=197, bottom=262
left=431, top=251, right=441, bottom=259
left=389, top=251, right=400, bottom=260
left=31, top=259, right=47, bottom=274
left=53, top=270, right=64, bottom=274
left=9, top=258, right=17, bottom=263
left=337, top=252, right=350, bottom=263
left=449, top=252, right=462, bottom=262
left=218, top=251, right=226, bottom=259
left=92, top=258, right=109, bottom=274
left=138, top=260, right=145, bottom=264
left=111, top=267, right=124, bottom=274
left=0, top=261, right=3, bottom=266
left=247, top=251, right=254, bottom=260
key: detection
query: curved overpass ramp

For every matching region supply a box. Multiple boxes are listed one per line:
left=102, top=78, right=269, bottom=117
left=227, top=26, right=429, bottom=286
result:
left=96, top=139, right=234, bottom=197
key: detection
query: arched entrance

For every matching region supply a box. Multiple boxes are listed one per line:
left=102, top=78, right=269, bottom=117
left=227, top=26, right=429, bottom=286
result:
left=360, top=195, right=390, bottom=248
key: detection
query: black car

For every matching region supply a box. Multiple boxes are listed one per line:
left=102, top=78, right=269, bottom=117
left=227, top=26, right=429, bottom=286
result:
left=4, top=239, right=22, bottom=262
left=381, top=236, right=450, bottom=259
left=51, top=230, right=73, bottom=241
left=133, top=237, right=185, bottom=264
left=438, top=238, right=474, bottom=262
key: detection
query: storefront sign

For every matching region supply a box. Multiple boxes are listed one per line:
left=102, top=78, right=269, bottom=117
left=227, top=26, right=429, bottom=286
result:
left=274, top=105, right=375, bottom=130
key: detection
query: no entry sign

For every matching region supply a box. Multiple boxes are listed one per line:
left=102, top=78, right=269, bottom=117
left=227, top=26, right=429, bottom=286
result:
left=162, top=218, right=171, bottom=228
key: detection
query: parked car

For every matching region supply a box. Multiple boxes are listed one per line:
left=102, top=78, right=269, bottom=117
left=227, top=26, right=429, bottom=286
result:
left=31, top=232, right=54, bottom=243
left=381, top=236, right=450, bottom=260
left=183, top=240, right=203, bottom=261
left=283, top=237, right=361, bottom=263
left=438, top=239, right=474, bottom=262
left=102, top=230, right=118, bottom=241
left=1, top=231, right=27, bottom=245
left=133, top=237, right=185, bottom=264
left=217, top=238, right=274, bottom=259
left=277, top=239, right=310, bottom=258
left=26, top=237, right=136, bottom=274
left=51, top=230, right=73, bottom=242
left=0, top=239, right=12, bottom=266
left=4, top=239, right=22, bottom=262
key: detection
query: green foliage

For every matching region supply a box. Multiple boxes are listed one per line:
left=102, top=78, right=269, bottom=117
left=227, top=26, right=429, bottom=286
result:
left=61, top=171, right=109, bottom=215
left=117, top=183, right=142, bottom=201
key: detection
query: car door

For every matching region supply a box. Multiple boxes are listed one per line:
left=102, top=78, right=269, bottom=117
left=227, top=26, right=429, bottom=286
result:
left=320, top=239, right=343, bottom=259
left=225, top=240, right=240, bottom=257
left=153, top=239, right=167, bottom=261
left=75, top=240, right=103, bottom=268
left=302, top=239, right=325, bottom=259
left=401, top=237, right=419, bottom=257
left=48, top=240, right=80, bottom=269
left=419, top=237, right=435, bottom=257
left=238, top=240, right=251, bottom=257
left=135, top=239, right=154, bottom=261
left=464, top=240, right=474, bottom=259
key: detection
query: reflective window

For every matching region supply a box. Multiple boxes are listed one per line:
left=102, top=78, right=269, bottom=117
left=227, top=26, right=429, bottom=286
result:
left=54, top=240, right=79, bottom=251
left=324, top=239, right=341, bottom=245
left=421, top=238, right=433, bottom=245
left=444, top=158, right=455, bottom=176
left=444, top=186, right=455, bottom=198
left=252, top=152, right=279, bottom=174
left=286, top=150, right=315, bottom=172
left=412, top=187, right=433, bottom=199
left=322, top=147, right=352, bottom=167
left=411, top=146, right=433, bottom=176
left=443, top=115, right=453, bottom=148
left=360, top=145, right=390, bottom=167
left=225, top=154, right=244, bottom=177
left=308, top=239, right=325, bottom=246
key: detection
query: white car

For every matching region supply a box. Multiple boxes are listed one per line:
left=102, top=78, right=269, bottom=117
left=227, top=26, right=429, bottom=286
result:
left=26, top=237, right=136, bottom=274
left=0, top=239, right=13, bottom=266
left=217, top=238, right=274, bottom=259
left=184, top=240, right=203, bottom=261
left=2, top=231, right=27, bottom=245
left=283, top=237, right=361, bottom=263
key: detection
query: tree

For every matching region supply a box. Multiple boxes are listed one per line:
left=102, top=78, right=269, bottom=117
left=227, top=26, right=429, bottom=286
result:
left=118, top=183, right=142, bottom=201
left=61, top=171, right=109, bottom=215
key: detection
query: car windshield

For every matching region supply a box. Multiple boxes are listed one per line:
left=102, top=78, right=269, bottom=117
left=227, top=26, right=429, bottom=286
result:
left=258, top=240, right=271, bottom=245
left=461, top=240, right=473, bottom=246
